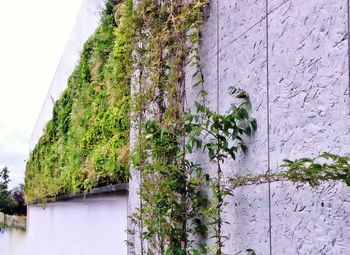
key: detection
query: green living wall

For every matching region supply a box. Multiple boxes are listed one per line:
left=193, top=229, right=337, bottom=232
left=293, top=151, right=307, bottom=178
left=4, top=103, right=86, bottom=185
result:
left=24, top=0, right=350, bottom=253
left=25, top=0, right=134, bottom=204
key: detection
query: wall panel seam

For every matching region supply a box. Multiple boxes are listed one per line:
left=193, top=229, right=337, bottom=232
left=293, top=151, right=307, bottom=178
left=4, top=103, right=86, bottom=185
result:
left=265, top=0, right=273, bottom=254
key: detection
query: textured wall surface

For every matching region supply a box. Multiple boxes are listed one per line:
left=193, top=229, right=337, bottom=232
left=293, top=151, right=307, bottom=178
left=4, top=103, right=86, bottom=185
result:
left=190, top=0, right=350, bottom=254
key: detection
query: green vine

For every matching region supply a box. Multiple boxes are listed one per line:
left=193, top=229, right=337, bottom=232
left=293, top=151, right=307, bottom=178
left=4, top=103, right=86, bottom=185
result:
left=128, top=0, right=350, bottom=253
left=129, top=0, right=211, bottom=254
left=227, top=152, right=350, bottom=189
left=24, top=0, right=350, bottom=254
left=184, top=87, right=256, bottom=254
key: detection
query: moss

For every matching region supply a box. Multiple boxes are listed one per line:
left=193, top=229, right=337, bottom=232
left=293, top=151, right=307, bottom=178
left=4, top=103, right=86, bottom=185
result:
left=25, top=0, right=134, bottom=204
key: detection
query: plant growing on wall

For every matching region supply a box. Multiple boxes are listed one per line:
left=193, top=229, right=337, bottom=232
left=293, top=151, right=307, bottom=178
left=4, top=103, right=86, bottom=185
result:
left=282, top=153, right=350, bottom=186
left=128, top=0, right=211, bottom=253
left=25, top=0, right=135, bottom=203
left=183, top=87, right=256, bottom=254
left=128, top=0, right=350, bottom=253
left=25, top=0, right=350, bottom=254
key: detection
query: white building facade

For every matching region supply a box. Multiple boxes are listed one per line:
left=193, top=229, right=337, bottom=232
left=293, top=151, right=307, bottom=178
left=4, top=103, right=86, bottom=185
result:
left=29, top=0, right=350, bottom=254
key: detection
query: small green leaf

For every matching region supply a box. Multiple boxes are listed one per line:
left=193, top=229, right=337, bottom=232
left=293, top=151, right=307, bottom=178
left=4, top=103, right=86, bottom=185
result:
left=246, top=249, right=256, bottom=255
left=160, top=129, right=164, bottom=141
left=244, top=125, right=252, bottom=136
left=145, top=134, right=153, bottom=139
left=186, top=139, right=193, bottom=153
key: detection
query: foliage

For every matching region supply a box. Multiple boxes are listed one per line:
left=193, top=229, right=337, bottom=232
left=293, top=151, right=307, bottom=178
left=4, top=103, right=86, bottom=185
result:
left=228, top=153, right=350, bottom=190
left=25, top=0, right=135, bottom=204
left=11, top=184, right=27, bottom=216
left=184, top=88, right=256, bottom=254
left=0, top=166, right=18, bottom=215
left=282, top=152, right=350, bottom=186
left=245, top=249, right=256, bottom=255
left=0, top=188, right=17, bottom=215
left=128, top=0, right=210, bottom=254
left=127, top=0, right=350, bottom=252
left=23, top=0, right=350, bottom=254
left=132, top=120, right=209, bottom=254
left=127, top=0, right=258, bottom=253
left=0, top=166, right=10, bottom=188
left=184, top=87, right=256, bottom=161
left=131, top=82, right=256, bottom=254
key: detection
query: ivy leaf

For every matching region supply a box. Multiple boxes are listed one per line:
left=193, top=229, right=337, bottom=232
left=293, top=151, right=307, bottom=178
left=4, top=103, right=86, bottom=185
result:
left=231, top=128, right=238, bottom=140
left=131, top=152, right=141, bottom=166
left=242, top=109, right=249, bottom=119
left=193, top=80, right=203, bottom=88
left=208, top=148, right=215, bottom=161
left=246, top=249, right=256, bottom=255
left=309, top=163, right=323, bottom=174
left=186, top=138, right=193, bottom=153
left=192, top=69, right=200, bottom=79
left=229, top=149, right=236, bottom=160
left=298, top=157, right=314, bottom=163
left=244, top=125, right=252, bottom=136
left=222, top=139, right=228, bottom=150
left=195, top=126, right=202, bottom=135
left=321, top=152, right=337, bottom=160
left=240, top=143, right=247, bottom=154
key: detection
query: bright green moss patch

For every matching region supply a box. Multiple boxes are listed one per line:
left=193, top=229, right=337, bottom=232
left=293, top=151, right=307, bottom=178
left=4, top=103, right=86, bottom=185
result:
left=25, top=0, right=134, bottom=204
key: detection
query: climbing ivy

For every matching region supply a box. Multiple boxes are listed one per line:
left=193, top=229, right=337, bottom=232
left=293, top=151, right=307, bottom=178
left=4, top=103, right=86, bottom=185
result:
left=124, top=0, right=214, bottom=254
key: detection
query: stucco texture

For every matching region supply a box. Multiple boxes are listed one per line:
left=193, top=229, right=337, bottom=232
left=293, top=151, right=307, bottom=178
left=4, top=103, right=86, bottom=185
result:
left=183, top=0, right=350, bottom=254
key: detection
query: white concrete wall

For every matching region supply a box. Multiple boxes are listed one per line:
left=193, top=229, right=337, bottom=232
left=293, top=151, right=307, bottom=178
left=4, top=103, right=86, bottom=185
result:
left=0, top=229, right=27, bottom=255
left=188, top=0, right=350, bottom=254
left=29, top=0, right=106, bottom=151
left=26, top=194, right=128, bottom=255
left=0, top=194, right=128, bottom=255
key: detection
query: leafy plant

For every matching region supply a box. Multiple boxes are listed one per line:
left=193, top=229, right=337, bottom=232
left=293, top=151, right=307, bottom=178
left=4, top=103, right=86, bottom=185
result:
left=184, top=87, right=256, bottom=254
left=25, top=0, right=134, bottom=204
left=24, top=0, right=350, bottom=254
left=0, top=167, right=18, bottom=215
left=282, top=152, right=350, bottom=186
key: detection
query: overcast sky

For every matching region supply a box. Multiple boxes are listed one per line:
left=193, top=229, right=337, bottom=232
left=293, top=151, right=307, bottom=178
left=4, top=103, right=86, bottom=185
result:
left=0, top=0, right=83, bottom=188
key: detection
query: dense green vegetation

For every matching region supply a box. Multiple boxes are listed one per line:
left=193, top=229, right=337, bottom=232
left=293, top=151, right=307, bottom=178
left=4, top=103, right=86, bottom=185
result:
left=0, top=167, right=17, bottom=214
left=25, top=0, right=134, bottom=204
left=0, top=167, right=26, bottom=215
left=24, top=0, right=350, bottom=253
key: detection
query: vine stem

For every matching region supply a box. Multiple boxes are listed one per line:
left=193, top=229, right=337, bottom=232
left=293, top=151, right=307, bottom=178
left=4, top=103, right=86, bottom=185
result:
left=216, top=156, right=223, bottom=255
left=138, top=72, right=145, bottom=255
